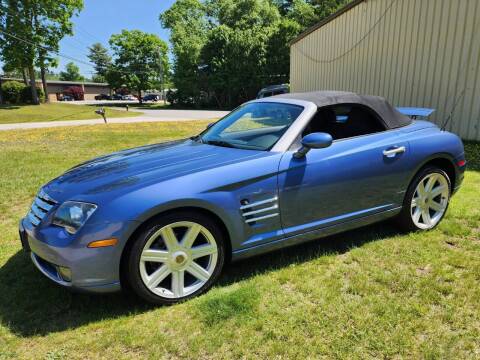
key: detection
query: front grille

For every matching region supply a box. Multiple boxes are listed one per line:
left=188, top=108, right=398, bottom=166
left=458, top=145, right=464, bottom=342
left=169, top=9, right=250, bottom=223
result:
left=27, top=189, right=58, bottom=226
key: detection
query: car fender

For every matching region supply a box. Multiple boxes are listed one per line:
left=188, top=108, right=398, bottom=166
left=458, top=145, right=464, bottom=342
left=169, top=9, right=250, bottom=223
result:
left=133, top=196, right=237, bottom=242
left=407, top=152, right=457, bottom=180
left=404, top=132, right=464, bottom=194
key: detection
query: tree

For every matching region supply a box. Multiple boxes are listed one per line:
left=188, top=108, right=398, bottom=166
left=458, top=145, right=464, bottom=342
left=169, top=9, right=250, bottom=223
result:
left=160, top=0, right=209, bottom=106
left=91, top=73, right=106, bottom=83
left=0, top=0, right=83, bottom=104
left=37, top=52, right=58, bottom=102
left=63, top=85, right=84, bottom=100
left=106, top=30, right=169, bottom=104
left=265, top=17, right=301, bottom=83
left=59, top=62, right=84, bottom=81
left=161, top=0, right=350, bottom=108
left=286, top=0, right=317, bottom=28
left=273, top=0, right=349, bottom=27
left=201, top=0, right=284, bottom=107
left=309, top=0, right=350, bottom=22
left=88, top=42, right=111, bottom=79
left=271, top=0, right=295, bottom=16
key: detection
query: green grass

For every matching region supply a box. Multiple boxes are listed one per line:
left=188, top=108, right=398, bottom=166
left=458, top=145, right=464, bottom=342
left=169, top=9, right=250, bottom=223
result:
left=0, top=103, right=140, bottom=124
left=0, top=124, right=479, bottom=359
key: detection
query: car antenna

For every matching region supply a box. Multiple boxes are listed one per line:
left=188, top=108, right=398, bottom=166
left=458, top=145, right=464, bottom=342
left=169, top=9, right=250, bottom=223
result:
left=440, top=85, right=469, bottom=131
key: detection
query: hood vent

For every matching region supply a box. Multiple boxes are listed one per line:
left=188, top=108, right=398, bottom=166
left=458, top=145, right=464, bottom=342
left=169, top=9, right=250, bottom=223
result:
left=27, top=189, right=58, bottom=227
left=240, top=196, right=279, bottom=225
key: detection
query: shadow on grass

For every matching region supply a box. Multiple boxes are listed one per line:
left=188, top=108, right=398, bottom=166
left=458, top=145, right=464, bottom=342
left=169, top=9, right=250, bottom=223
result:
left=220, top=221, right=400, bottom=287
left=0, top=104, right=21, bottom=110
left=0, top=220, right=399, bottom=338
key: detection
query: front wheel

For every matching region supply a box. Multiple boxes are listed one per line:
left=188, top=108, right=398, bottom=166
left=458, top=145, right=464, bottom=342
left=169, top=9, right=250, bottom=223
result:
left=397, top=166, right=451, bottom=231
left=126, top=211, right=225, bottom=305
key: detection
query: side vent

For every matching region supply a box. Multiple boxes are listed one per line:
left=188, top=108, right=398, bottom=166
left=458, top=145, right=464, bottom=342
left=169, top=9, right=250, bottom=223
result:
left=240, top=196, right=279, bottom=225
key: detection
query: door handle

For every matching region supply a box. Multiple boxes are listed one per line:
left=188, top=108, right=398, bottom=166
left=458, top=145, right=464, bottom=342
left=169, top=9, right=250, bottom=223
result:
left=383, top=146, right=406, bottom=158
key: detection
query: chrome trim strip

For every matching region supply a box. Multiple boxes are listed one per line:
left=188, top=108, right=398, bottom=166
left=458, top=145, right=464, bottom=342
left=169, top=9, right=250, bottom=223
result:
left=242, top=204, right=278, bottom=217
left=240, top=197, right=278, bottom=210
left=38, top=189, right=57, bottom=204
left=31, top=203, right=46, bottom=219
left=245, top=213, right=279, bottom=223
left=27, top=212, right=41, bottom=226
left=35, top=197, right=53, bottom=211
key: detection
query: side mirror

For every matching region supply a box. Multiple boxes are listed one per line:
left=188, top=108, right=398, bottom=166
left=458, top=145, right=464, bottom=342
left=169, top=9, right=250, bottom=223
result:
left=294, top=132, right=333, bottom=158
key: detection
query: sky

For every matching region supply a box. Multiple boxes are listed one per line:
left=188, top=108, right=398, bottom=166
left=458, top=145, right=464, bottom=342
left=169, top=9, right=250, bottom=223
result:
left=56, top=0, right=176, bottom=77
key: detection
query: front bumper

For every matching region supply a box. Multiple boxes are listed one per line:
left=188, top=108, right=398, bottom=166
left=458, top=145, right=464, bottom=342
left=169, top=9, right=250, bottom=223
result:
left=19, top=217, right=139, bottom=294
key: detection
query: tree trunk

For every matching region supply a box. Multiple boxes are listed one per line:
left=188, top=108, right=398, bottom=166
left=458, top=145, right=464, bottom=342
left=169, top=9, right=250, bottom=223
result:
left=40, top=66, right=49, bottom=103
left=0, top=75, right=3, bottom=104
left=138, top=89, right=143, bottom=104
left=28, top=65, right=39, bottom=105
left=22, top=68, right=29, bottom=86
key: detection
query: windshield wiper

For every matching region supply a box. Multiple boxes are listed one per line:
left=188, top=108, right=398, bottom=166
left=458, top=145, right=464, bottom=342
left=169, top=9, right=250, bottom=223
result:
left=204, top=139, right=237, bottom=148
left=190, top=135, right=203, bottom=143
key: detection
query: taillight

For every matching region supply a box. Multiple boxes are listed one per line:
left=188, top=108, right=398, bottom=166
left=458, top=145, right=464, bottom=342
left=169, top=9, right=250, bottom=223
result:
left=457, top=159, right=466, bottom=167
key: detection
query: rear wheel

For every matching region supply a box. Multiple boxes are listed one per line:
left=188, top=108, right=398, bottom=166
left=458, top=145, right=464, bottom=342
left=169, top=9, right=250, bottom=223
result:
left=397, top=166, right=451, bottom=231
left=126, top=211, right=225, bottom=305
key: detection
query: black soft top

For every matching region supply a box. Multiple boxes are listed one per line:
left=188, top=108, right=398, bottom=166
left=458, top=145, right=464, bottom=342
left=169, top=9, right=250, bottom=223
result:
left=276, top=91, right=412, bottom=129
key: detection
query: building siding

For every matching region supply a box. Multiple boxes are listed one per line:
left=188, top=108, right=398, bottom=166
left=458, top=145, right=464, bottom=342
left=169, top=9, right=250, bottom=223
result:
left=290, top=0, right=480, bottom=140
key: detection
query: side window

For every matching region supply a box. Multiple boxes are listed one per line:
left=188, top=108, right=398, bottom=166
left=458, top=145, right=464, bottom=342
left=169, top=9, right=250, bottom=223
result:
left=302, top=104, right=386, bottom=140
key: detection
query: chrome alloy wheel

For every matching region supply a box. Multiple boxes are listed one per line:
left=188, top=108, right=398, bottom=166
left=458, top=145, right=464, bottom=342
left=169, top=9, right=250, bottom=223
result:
left=139, top=221, right=218, bottom=299
left=411, top=173, right=449, bottom=229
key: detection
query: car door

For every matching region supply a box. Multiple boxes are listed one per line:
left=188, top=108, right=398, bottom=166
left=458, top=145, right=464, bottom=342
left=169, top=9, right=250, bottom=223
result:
left=277, top=120, right=411, bottom=238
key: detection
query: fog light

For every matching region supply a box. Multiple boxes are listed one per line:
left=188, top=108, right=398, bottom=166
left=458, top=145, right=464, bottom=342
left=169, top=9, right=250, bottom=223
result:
left=57, top=266, right=72, bottom=282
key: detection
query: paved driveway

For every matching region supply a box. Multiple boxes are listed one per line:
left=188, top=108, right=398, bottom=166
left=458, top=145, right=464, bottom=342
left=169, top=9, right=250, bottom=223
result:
left=0, top=108, right=229, bottom=131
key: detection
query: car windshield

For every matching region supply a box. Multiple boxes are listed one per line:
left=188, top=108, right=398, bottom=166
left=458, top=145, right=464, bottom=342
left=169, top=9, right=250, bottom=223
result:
left=199, top=102, right=303, bottom=150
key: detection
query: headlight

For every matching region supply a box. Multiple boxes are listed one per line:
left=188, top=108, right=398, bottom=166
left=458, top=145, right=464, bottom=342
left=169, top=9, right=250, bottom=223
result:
left=52, top=201, right=97, bottom=234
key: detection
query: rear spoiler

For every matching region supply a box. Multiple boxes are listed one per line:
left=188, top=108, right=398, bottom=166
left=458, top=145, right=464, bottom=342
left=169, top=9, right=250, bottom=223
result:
left=396, top=107, right=435, bottom=119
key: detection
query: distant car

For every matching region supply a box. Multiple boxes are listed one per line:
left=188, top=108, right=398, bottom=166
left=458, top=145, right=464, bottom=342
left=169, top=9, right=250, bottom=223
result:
left=111, top=94, right=123, bottom=100
left=60, top=95, right=74, bottom=102
left=256, top=84, right=290, bottom=99
left=142, top=94, right=160, bottom=102
left=95, top=94, right=112, bottom=101
left=122, top=95, right=137, bottom=101
left=19, top=91, right=466, bottom=305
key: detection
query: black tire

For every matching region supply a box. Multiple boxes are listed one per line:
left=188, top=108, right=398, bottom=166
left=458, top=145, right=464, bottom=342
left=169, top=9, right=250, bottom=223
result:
left=125, top=211, right=226, bottom=305
left=396, top=166, right=451, bottom=232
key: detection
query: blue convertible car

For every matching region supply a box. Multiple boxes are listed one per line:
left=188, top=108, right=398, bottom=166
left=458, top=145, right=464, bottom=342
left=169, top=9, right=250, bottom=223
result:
left=19, top=91, right=466, bottom=304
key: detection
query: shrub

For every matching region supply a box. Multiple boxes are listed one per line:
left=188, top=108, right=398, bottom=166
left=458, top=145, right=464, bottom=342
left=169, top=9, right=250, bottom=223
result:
left=1, top=81, right=45, bottom=104
left=63, top=86, right=84, bottom=100
left=1, top=81, right=24, bottom=104
left=20, top=85, right=45, bottom=104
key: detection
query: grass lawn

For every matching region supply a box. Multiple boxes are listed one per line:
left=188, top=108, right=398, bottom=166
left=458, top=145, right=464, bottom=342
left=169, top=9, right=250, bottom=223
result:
left=0, top=122, right=479, bottom=359
left=0, top=103, right=140, bottom=124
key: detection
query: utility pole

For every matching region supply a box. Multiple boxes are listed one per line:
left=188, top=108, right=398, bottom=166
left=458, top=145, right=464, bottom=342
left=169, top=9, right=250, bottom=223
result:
left=158, top=49, right=165, bottom=104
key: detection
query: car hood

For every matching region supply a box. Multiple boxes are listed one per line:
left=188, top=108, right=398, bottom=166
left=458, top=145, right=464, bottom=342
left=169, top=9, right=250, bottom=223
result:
left=43, top=139, right=266, bottom=203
